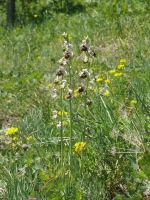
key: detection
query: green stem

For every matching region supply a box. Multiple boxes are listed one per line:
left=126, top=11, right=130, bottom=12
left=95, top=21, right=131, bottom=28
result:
left=83, top=90, right=87, bottom=141
left=69, top=98, right=73, bottom=166
left=69, top=65, right=73, bottom=166
left=83, top=74, right=89, bottom=141
left=82, top=76, right=89, bottom=174
left=60, top=83, right=63, bottom=167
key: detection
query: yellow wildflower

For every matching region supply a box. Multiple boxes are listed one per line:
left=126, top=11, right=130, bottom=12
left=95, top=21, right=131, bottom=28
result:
left=74, top=142, right=86, bottom=152
left=120, top=59, right=126, bottom=63
left=105, top=79, right=111, bottom=83
left=48, top=83, right=53, bottom=87
left=109, top=69, right=116, bottom=74
left=114, top=72, right=122, bottom=77
left=62, top=121, right=69, bottom=126
left=26, top=136, right=35, bottom=140
left=130, top=100, right=137, bottom=104
left=37, top=56, right=41, bottom=60
left=74, top=89, right=79, bottom=97
left=5, top=127, right=18, bottom=135
left=58, top=111, right=68, bottom=116
left=104, top=91, right=110, bottom=97
left=96, top=78, right=103, bottom=82
left=117, top=64, right=124, bottom=70
left=34, top=14, right=38, bottom=18
left=74, top=89, right=79, bottom=93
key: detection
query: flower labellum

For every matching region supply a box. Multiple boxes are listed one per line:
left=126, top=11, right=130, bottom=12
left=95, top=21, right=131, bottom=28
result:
left=79, top=69, right=90, bottom=79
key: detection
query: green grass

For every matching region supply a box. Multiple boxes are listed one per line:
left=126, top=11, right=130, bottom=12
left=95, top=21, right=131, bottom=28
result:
left=0, top=0, right=150, bottom=199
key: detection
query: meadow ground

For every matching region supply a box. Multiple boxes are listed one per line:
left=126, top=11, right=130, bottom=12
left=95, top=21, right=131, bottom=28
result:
left=0, top=0, right=150, bottom=199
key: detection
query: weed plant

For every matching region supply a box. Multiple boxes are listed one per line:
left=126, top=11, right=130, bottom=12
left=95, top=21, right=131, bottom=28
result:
left=0, top=0, right=150, bottom=199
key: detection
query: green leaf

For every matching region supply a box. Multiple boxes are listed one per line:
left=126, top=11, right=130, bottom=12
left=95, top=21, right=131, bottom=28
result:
left=138, top=170, right=147, bottom=179
left=138, top=152, right=150, bottom=178
left=114, top=194, right=125, bottom=200
left=39, top=171, right=50, bottom=181
left=29, top=190, right=36, bottom=198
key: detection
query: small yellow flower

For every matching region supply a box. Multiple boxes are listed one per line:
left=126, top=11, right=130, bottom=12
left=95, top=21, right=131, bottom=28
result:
left=105, top=79, right=111, bottom=83
left=26, top=136, right=35, bottom=140
left=62, top=121, right=69, bottom=126
left=117, top=64, right=124, bottom=70
left=74, top=142, right=86, bottom=152
left=16, top=27, right=21, bottom=31
left=120, top=59, right=126, bottom=63
left=58, top=111, right=68, bottom=116
left=109, top=69, right=116, bottom=74
left=37, top=56, right=41, bottom=60
left=96, top=78, right=103, bottom=82
left=130, top=100, right=137, bottom=104
left=5, top=127, right=18, bottom=135
left=104, top=91, right=110, bottom=97
left=34, top=14, right=38, bottom=18
left=48, top=83, right=53, bottom=87
left=93, top=88, right=98, bottom=93
left=114, top=72, right=122, bottom=77
left=74, top=89, right=79, bottom=97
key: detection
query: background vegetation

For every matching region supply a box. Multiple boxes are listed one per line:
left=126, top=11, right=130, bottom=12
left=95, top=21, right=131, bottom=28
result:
left=0, top=0, right=150, bottom=199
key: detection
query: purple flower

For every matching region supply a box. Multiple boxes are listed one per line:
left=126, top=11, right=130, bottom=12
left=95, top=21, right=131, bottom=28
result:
left=28, top=198, right=36, bottom=200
